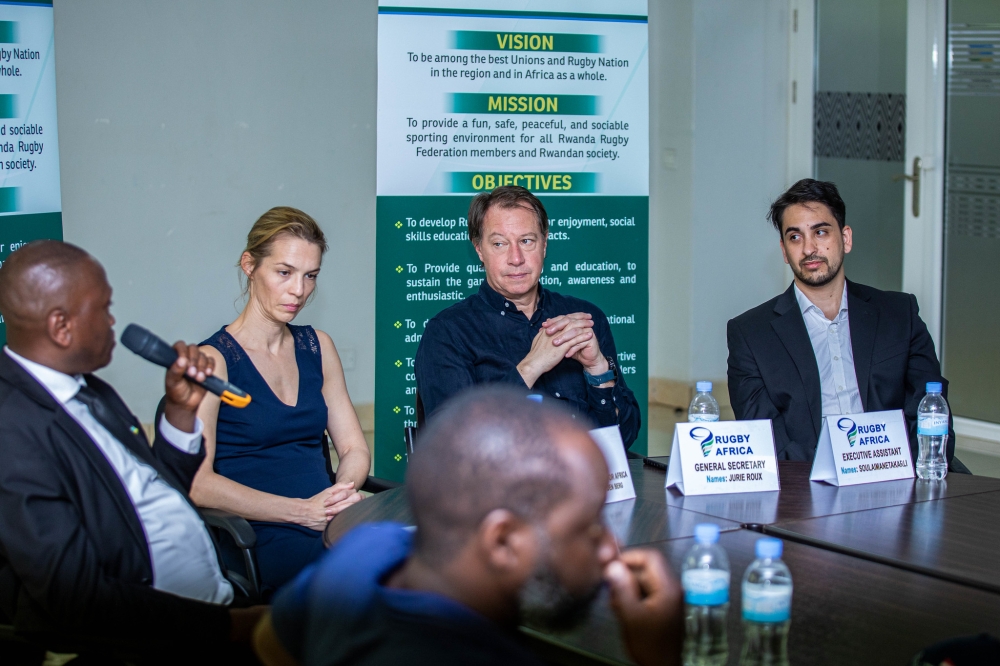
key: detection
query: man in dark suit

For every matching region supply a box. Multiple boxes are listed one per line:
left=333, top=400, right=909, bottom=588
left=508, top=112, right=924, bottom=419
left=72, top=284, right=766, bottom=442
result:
left=727, top=179, right=957, bottom=464
left=0, top=240, right=263, bottom=662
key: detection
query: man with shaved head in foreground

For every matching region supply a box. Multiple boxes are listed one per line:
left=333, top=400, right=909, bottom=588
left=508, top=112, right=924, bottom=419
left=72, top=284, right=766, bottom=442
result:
left=0, top=241, right=263, bottom=663
left=256, top=386, right=683, bottom=666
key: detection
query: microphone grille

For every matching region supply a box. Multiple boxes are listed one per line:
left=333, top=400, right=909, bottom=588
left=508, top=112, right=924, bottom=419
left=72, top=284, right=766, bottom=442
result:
left=120, top=324, right=178, bottom=368
left=120, top=323, right=152, bottom=355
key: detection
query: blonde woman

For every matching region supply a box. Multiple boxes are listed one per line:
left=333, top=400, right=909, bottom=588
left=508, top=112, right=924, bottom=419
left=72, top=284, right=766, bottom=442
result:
left=191, top=207, right=370, bottom=591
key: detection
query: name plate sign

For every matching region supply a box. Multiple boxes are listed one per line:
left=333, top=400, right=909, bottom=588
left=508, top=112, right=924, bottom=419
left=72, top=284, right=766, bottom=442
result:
left=666, top=420, right=779, bottom=496
left=810, top=410, right=914, bottom=486
left=590, top=426, right=636, bottom=504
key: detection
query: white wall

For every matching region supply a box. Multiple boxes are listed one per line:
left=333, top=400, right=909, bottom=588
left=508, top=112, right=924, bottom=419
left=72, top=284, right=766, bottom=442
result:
left=54, top=0, right=377, bottom=420
left=689, top=0, right=791, bottom=380
left=648, top=0, right=694, bottom=381
left=649, top=0, right=792, bottom=383
left=53, top=0, right=794, bottom=421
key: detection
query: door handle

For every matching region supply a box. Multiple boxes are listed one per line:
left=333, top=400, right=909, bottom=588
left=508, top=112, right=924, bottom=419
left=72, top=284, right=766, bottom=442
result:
left=892, top=156, right=922, bottom=217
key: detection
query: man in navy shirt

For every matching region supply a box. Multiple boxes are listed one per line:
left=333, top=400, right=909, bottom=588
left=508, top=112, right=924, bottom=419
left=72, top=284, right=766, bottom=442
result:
left=415, top=186, right=641, bottom=447
left=255, top=387, right=683, bottom=666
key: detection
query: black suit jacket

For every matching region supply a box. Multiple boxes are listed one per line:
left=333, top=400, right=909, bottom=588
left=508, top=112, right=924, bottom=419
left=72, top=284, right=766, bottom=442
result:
left=0, top=352, right=231, bottom=656
left=727, top=281, right=954, bottom=462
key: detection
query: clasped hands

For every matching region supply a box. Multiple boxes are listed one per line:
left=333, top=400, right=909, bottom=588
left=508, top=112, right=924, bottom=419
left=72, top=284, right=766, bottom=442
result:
left=297, top=481, right=363, bottom=531
left=517, top=312, right=612, bottom=389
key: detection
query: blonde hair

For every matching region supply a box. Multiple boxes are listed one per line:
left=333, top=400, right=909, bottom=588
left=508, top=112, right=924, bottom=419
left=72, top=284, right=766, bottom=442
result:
left=240, top=206, right=328, bottom=296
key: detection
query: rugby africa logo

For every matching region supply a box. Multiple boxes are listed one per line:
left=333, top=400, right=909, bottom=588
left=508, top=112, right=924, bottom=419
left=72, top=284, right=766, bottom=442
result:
left=837, top=418, right=858, bottom=447
left=690, top=427, right=714, bottom=457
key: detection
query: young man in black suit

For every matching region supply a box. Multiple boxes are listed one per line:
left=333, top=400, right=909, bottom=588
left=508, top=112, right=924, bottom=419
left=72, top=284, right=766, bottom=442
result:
left=726, top=179, right=958, bottom=465
left=0, top=240, right=264, bottom=662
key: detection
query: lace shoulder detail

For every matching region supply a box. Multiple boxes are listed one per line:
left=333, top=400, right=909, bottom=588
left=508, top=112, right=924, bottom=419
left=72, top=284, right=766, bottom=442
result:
left=201, top=327, right=244, bottom=365
left=290, top=324, right=321, bottom=356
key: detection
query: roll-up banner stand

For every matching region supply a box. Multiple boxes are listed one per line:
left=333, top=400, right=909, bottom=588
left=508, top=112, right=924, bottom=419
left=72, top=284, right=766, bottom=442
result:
left=375, top=1, right=649, bottom=480
left=0, top=0, right=62, bottom=345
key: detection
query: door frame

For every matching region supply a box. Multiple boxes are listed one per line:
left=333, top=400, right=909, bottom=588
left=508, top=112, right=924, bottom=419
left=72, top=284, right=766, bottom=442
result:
left=901, top=0, right=947, bottom=352
left=785, top=0, right=815, bottom=286
left=786, top=0, right=815, bottom=186
left=902, top=0, right=1000, bottom=446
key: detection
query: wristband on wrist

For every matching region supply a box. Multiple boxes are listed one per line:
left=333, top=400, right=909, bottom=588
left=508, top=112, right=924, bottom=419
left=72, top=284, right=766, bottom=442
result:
left=584, top=356, right=617, bottom=386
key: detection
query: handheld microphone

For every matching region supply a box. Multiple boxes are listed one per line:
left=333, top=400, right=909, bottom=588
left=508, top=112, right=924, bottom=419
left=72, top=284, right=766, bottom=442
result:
left=121, top=324, right=252, bottom=408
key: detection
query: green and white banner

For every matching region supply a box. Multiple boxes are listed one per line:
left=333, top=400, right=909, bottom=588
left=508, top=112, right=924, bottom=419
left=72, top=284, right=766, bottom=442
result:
left=0, top=0, right=62, bottom=345
left=376, top=0, right=649, bottom=479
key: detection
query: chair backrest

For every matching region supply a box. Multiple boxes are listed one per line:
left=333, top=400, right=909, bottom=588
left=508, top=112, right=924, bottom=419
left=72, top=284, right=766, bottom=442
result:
left=320, top=432, right=338, bottom=485
left=404, top=426, right=418, bottom=456
left=153, top=395, right=167, bottom=438
left=416, top=391, right=426, bottom=428
left=401, top=390, right=426, bottom=457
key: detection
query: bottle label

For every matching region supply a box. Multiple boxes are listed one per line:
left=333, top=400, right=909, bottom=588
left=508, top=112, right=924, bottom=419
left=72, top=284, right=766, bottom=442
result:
left=688, top=414, right=720, bottom=423
left=917, top=415, right=948, bottom=436
left=742, top=583, right=791, bottom=622
left=682, top=569, right=729, bottom=606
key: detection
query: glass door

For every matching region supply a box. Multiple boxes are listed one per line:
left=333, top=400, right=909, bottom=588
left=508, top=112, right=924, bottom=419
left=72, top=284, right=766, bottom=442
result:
left=941, top=0, right=1000, bottom=424
left=814, top=0, right=908, bottom=291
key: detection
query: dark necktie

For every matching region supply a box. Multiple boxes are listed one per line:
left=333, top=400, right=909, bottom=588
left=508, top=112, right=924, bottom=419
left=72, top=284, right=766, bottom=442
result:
left=74, top=383, right=195, bottom=498
left=74, top=384, right=157, bottom=467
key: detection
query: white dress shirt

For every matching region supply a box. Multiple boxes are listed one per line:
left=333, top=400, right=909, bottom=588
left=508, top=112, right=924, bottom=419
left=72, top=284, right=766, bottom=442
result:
left=793, top=285, right=864, bottom=418
left=5, top=347, right=233, bottom=605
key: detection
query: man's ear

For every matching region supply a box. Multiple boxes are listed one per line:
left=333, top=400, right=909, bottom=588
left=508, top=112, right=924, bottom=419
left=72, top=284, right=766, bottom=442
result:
left=476, top=509, right=538, bottom=584
left=842, top=225, right=853, bottom=255
left=474, top=242, right=485, bottom=264
left=46, top=308, right=73, bottom=349
left=778, top=238, right=789, bottom=265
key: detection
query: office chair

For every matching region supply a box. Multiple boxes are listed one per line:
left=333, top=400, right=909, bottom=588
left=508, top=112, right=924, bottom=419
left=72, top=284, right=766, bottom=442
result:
left=403, top=391, right=426, bottom=457
left=950, top=456, right=972, bottom=474
left=153, top=397, right=401, bottom=603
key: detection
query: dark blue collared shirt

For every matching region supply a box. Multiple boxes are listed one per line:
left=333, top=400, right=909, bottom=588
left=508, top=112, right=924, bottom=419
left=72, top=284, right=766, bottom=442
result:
left=415, top=281, right=640, bottom=447
left=272, top=523, right=545, bottom=666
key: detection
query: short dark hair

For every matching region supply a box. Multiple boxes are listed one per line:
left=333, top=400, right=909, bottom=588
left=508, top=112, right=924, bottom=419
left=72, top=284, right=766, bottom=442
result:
left=405, top=385, right=581, bottom=566
left=467, top=186, right=549, bottom=246
left=767, top=179, right=846, bottom=234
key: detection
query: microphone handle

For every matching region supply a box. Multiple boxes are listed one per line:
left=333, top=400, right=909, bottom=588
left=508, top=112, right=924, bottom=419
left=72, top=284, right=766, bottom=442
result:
left=121, top=323, right=251, bottom=408
left=202, top=375, right=252, bottom=408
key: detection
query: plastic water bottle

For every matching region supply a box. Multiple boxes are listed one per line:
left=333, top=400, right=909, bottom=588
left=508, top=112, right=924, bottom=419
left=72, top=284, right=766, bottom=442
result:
left=681, top=523, right=730, bottom=666
left=689, top=382, right=720, bottom=422
left=740, top=538, right=791, bottom=666
left=916, top=382, right=949, bottom=481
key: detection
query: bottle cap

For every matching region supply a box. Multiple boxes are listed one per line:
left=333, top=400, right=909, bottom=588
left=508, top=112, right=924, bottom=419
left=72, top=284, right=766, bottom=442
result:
left=694, top=523, right=720, bottom=545
left=696, top=381, right=713, bottom=393
left=526, top=394, right=543, bottom=403
left=925, top=382, right=943, bottom=394
left=755, top=537, right=783, bottom=559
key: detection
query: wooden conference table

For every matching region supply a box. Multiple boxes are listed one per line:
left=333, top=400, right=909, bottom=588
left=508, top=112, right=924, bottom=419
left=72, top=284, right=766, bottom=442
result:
left=325, top=460, right=1000, bottom=665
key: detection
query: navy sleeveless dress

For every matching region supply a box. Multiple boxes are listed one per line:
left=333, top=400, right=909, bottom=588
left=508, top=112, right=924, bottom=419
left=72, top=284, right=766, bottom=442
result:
left=202, top=324, right=331, bottom=591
